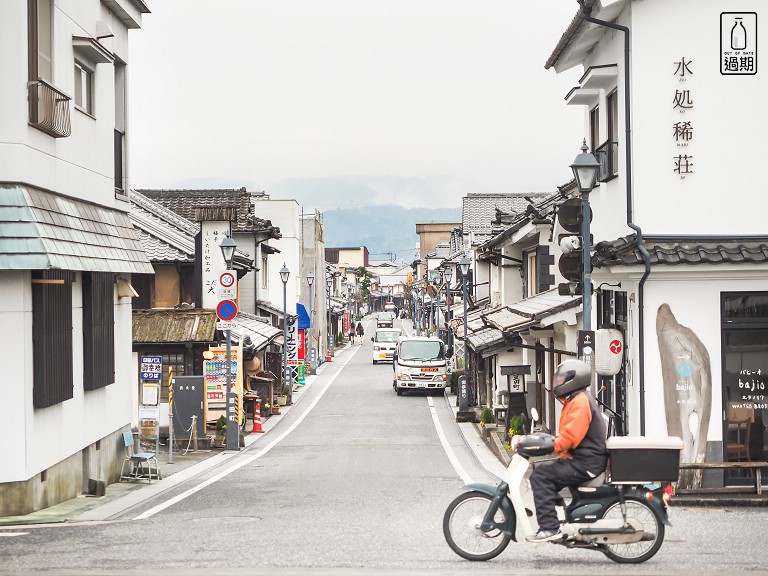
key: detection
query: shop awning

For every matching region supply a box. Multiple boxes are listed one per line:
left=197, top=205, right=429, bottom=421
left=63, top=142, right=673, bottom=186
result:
left=0, top=184, right=153, bottom=273
left=231, top=311, right=283, bottom=351
left=132, top=309, right=218, bottom=343
left=296, top=303, right=311, bottom=329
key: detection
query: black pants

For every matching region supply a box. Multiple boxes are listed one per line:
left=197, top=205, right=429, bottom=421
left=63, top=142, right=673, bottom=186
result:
left=529, top=458, right=591, bottom=531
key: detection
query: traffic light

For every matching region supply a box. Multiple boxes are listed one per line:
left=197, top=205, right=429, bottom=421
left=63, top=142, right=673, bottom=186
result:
left=556, top=198, right=590, bottom=296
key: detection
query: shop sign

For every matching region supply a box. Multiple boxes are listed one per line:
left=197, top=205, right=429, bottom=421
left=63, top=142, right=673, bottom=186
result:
left=140, top=356, right=162, bottom=381
left=286, top=315, right=299, bottom=365
left=721, top=13, right=757, bottom=75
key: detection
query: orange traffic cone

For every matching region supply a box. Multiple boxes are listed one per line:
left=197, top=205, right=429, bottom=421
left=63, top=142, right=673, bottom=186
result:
left=252, top=403, right=264, bottom=433
left=326, top=349, right=332, bottom=362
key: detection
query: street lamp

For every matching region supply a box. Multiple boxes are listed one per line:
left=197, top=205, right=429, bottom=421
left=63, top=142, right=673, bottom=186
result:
left=306, top=272, right=316, bottom=375
left=570, top=139, right=600, bottom=331
left=459, top=257, right=471, bottom=412
left=326, top=275, right=333, bottom=359
left=220, top=234, right=238, bottom=451
left=280, top=263, right=291, bottom=404
left=442, top=267, right=453, bottom=342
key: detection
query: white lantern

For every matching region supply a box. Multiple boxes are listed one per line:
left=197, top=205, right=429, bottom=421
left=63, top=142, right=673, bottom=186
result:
left=595, top=328, right=624, bottom=376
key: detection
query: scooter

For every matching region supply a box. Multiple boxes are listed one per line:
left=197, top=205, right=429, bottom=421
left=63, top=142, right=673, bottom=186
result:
left=443, top=410, right=677, bottom=564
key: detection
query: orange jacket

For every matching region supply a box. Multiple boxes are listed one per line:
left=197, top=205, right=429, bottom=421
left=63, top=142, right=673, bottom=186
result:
left=553, top=390, right=608, bottom=475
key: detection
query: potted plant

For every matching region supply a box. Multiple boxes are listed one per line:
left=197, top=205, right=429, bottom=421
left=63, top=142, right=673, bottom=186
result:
left=508, top=415, right=524, bottom=437
left=479, top=407, right=494, bottom=427
left=213, top=415, right=226, bottom=448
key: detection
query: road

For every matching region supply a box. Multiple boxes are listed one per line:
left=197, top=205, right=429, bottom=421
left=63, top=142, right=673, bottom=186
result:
left=1, top=318, right=767, bottom=575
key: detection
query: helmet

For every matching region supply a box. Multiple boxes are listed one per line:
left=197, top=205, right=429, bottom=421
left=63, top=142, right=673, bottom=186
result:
left=552, top=359, right=591, bottom=398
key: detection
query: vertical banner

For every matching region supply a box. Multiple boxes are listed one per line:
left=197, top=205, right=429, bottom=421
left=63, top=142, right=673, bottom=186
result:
left=286, top=316, right=298, bottom=366
left=343, top=310, right=350, bottom=336
left=201, top=221, right=232, bottom=309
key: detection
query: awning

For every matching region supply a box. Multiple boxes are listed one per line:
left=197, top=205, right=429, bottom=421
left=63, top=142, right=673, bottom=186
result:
left=231, top=312, right=283, bottom=351
left=132, top=309, right=218, bottom=343
left=0, top=184, right=153, bottom=273
left=296, top=303, right=311, bottom=329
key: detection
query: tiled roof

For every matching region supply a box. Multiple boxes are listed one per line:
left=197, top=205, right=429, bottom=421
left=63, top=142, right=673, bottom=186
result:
left=484, top=288, right=580, bottom=331
left=132, top=309, right=218, bottom=343
left=137, top=188, right=279, bottom=236
left=231, top=312, right=283, bottom=351
left=462, top=193, right=549, bottom=244
left=0, top=184, right=153, bottom=273
left=593, top=235, right=768, bottom=268
left=130, top=191, right=197, bottom=262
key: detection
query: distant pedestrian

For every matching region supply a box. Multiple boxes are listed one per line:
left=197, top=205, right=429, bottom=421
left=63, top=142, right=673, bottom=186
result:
left=349, top=327, right=356, bottom=345
left=355, top=321, right=364, bottom=344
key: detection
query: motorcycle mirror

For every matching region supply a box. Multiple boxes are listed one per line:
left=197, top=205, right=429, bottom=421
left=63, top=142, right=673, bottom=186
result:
left=530, top=408, right=539, bottom=422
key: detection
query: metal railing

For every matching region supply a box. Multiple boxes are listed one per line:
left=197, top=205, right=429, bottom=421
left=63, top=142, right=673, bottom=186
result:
left=28, top=79, right=71, bottom=138
left=595, top=139, right=618, bottom=182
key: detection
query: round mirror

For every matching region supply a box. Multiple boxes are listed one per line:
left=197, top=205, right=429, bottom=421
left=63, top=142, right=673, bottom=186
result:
left=530, top=407, right=539, bottom=422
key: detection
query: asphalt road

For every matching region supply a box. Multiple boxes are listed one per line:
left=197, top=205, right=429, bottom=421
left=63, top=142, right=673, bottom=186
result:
left=1, top=318, right=767, bottom=575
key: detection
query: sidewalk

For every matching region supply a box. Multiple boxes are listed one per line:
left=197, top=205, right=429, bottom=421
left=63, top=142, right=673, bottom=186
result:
left=0, top=359, right=331, bottom=528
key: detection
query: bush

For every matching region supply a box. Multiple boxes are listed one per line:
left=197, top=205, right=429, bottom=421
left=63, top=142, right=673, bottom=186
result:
left=480, top=407, right=494, bottom=425
left=508, top=415, right=524, bottom=436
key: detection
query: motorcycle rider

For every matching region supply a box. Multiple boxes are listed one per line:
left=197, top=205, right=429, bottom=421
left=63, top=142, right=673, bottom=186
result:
left=525, top=359, right=608, bottom=542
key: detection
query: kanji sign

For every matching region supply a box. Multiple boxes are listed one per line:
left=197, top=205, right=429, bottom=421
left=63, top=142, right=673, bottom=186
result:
left=140, top=356, right=162, bottom=381
left=216, top=299, right=238, bottom=321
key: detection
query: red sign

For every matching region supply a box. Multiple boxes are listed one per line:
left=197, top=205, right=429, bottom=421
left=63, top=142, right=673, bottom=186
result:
left=298, top=329, right=305, bottom=361
left=609, top=339, right=623, bottom=354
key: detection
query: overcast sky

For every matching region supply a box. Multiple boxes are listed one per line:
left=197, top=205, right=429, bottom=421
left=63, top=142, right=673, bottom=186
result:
left=128, top=1, right=585, bottom=210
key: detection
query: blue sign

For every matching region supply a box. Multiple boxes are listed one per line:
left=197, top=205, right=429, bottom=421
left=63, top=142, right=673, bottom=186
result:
left=216, top=299, right=238, bottom=321
left=141, top=356, right=163, bottom=381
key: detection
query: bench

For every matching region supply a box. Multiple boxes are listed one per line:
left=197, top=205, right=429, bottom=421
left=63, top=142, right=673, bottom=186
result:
left=679, top=462, right=768, bottom=496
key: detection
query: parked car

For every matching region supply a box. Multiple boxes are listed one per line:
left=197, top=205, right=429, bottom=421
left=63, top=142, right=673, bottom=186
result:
left=371, top=328, right=403, bottom=364
left=376, top=311, right=395, bottom=328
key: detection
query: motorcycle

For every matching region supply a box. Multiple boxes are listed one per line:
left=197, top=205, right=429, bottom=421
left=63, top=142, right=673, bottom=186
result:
left=443, top=410, right=680, bottom=564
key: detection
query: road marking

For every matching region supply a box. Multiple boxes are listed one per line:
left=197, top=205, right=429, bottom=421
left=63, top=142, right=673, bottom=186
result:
left=135, top=346, right=362, bottom=520
left=0, top=532, right=29, bottom=537
left=427, top=396, right=472, bottom=485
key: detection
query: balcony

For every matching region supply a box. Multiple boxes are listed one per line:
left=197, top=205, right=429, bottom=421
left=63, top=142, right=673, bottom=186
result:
left=595, top=139, right=618, bottom=182
left=28, top=79, right=71, bottom=138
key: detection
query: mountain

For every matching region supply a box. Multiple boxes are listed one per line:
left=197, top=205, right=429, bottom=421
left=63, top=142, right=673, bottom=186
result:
left=322, top=205, right=461, bottom=261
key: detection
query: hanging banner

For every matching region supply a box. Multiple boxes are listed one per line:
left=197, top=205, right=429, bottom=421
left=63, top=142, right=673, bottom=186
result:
left=298, top=329, right=306, bottom=361
left=286, top=315, right=299, bottom=365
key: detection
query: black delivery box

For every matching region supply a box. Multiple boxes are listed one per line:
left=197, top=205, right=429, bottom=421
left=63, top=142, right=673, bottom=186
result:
left=606, top=436, right=684, bottom=483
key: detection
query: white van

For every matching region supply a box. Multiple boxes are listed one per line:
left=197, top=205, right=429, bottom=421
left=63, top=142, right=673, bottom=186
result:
left=392, top=336, right=448, bottom=395
left=371, top=328, right=402, bottom=364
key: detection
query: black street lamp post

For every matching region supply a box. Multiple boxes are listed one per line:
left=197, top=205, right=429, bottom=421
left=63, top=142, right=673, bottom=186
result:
left=280, top=264, right=291, bottom=404
left=307, top=272, right=316, bottom=375
left=459, top=257, right=471, bottom=413
left=220, top=235, right=239, bottom=451
left=326, top=275, right=333, bottom=359
left=570, top=139, right=600, bottom=332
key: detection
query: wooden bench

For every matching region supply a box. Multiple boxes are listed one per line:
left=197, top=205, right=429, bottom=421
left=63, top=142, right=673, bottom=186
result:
left=679, top=462, right=768, bottom=496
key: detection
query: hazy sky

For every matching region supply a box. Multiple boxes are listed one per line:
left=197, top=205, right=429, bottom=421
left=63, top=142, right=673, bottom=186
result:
left=128, top=1, right=585, bottom=210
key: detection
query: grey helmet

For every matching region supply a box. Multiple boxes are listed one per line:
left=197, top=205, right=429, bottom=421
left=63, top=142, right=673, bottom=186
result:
left=553, top=359, right=591, bottom=398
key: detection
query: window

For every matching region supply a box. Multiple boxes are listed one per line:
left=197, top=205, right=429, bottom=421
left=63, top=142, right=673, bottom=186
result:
left=159, top=352, right=187, bottom=402
left=589, top=105, right=600, bottom=155
left=83, top=272, right=115, bottom=390
left=28, top=0, right=53, bottom=81
left=114, top=62, right=127, bottom=195
left=525, top=251, right=537, bottom=298
left=32, top=270, right=74, bottom=408
left=606, top=89, right=619, bottom=178
left=74, top=62, right=93, bottom=115
left=261, top=254, right=268, bottom=290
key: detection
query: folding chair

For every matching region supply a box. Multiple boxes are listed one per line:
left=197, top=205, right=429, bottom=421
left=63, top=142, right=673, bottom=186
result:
left=120, top=431, right=161, bottom=483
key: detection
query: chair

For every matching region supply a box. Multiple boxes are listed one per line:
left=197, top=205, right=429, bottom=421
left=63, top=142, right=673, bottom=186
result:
left=727, top=402, right=754, bottom=463
left=120, top=431, right=161, bottom=483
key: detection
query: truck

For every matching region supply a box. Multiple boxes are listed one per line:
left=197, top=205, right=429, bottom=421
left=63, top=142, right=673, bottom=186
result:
left=392, top=336, right=448, bottom=396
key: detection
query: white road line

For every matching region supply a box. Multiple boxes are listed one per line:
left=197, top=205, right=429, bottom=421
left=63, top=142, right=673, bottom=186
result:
left=427, top=396, right=473, bottom=485
left=135, top=345, right=361, bottom=520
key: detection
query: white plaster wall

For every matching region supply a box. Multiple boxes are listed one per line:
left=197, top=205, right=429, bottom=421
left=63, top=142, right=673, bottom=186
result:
left=0, top=272, right=32, bottom=482
left=581, top=0, right=768, bottom=242
left=254, top=200, right=301, bottom=313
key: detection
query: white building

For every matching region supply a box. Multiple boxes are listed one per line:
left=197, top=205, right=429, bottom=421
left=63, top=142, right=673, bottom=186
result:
left=545, top=0, right=768, bottom=485
left=0, top=0, right=152, bottom=515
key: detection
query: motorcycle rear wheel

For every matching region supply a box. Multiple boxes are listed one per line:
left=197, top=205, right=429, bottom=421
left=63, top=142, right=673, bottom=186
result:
left=600, top=497, right=665, bottom=564
left=443, top=491, right=511, bottom=561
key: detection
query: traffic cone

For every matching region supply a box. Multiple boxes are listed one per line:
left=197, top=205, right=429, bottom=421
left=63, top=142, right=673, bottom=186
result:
left=252, top=402, right=264, bottom=433
left=326, top=349, right=332, bottom=362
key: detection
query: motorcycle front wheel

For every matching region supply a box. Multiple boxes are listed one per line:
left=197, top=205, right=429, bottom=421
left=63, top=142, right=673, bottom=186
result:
left=442, top=491, right=511, bottom=561
left=600, top=497, right=665, bottom=564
